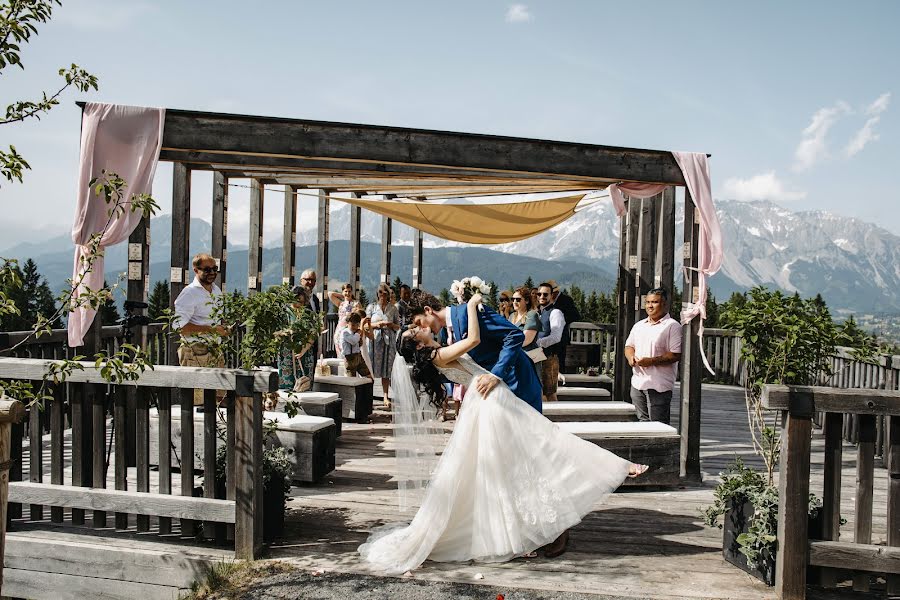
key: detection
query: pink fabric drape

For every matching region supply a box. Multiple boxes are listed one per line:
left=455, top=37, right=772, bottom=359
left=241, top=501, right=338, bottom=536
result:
left=609, top=152, right=723, bottom=374
left=68, top=103, right=165, bottom=347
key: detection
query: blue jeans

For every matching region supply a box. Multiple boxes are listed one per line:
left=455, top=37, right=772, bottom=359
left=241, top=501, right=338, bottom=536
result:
left=629, top=386, right=673, bottom=425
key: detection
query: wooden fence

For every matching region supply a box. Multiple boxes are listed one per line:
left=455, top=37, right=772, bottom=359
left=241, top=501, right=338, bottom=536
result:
left=762, top=385, right=900, bottom=599
left=0, top=357, right=273, bottom=560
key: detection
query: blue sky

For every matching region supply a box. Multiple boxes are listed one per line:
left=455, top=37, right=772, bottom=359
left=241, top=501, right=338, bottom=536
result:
left=2, top=0, right=898, bottom=250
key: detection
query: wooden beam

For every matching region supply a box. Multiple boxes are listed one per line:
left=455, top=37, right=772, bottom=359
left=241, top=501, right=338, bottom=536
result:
left=636, top=195, right=659, bottom=323
left=853, top=414, right=876, bottom=591
left=762, top=385, right=900, bottom=415
left=380, top=215, right=392, bottom=285
left=809, top=541, right=900, bottom=574
left=159, top=109, right=687, bottom=185
left=316, top=189, right=330, bottom=307
left=657, top=187, right=676, bottom=296
left=282, top=185, right=297, bottom=286
left=168, top=163, right=191, bottom=366
left=7, top=482, right=235, bottom=523
left=614, top=198, right=641, bottom=404
left=233, top=377, right=263, bottom=560
left=211, top=172, right=228, bottom=290
left=679, top=189, right=702, bottom=482
left=775, top=411, right=813, bottom=600
left=248, top=179, right=264, bottom=294
left=412, top=229, right=424, bottom=289
left=0, top=358, right=278, bottom=392
left=349, top=193, right=362, bottom=294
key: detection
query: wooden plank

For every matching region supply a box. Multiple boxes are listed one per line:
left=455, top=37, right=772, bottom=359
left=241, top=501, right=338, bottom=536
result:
left=818, top=412, right=843, bottom=588
left=380, top=215, right=392, bottom=284
left=28, top=399, right=42, bottom=521
left=50, top=386, right=64, bottom=523
left=0, top=418, right=11, bottom=583
left=657, top=186, right=676, bottom=303
left=349, top=196, right=362, bottom=293
left=316, top=189, right=330, bottom=311
left=412, top=229, right=423, bottom=289
left=3, top=567, right=185, bottom=600
left=282, top=185, right=297, bottom=286
left=248, top=178, right=264, bottom=294
left=135, top=386, right=150, bottom=532
left=680, top=189, right=702, bottom=481
left=202, top=388, right=217, bottom=539
left=853, top=414, right=876, bottom=591
left=762, top=385, right=900, bottom=415
left=636, top=195, right=658, bottom=324
left=0, top=357, right=279, bottom=392
left=168, top=162, right=191, bottom=366
left=211, top=171, right=228, bottom=290
left=180, top=388, right=195, bottom=537
left=158, top=388, right=173, bottom=535
left=113, top=386, right=128, bottom=529
left=8, top=482, right=235, bottom=522
left=234, top=385, right=262, bottom=559
left=225, top=392, right=235, bottom=543
left=91, top=384, right=106, bottom=528
left=888, top=414, right=900, bottom=594
left=809, top=541, right=900, bottom=574
left=158, top=108, right=688, bottom=184
left=126, top=214, right=150, bottom=482
left=775, top=411, right=813, bottom=600
left=69, top=383, right=86, bottom=524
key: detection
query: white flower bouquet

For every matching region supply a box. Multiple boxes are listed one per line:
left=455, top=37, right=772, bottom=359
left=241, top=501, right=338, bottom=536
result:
left=449, top=276, right=491, bottom=305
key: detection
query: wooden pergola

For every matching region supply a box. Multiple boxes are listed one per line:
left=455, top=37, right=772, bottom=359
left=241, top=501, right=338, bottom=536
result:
left=86, top=105, right=705, bottom=481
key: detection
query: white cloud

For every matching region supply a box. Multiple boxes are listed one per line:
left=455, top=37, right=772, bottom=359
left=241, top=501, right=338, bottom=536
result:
left=793, top=101, right=851, bottom=171
left=506, top=4, right=533, bottom=23
left=845, top=92, right=890, bottom=157
left=722, top=171, right=807, bottom=202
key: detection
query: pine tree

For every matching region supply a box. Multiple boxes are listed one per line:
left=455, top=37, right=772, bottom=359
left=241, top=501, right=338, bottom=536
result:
left=24, top=259, right=58, bottom=327
left=585, top=291, right=600, bottom=323
left=705, top=290, right=720, bottom=328
left=357, top=287, right=369, bottom=309
left=439, top=288, right=452, bottom=306
left=486, top=280, right=499, bottom=309
left=569, top=285, right=586, bottom=317
left=523, top=276, right=535, bottom=290
left=596, top=291, right=616, bottom=324
left=391, top=276, right=403, bottom=298
left=147, top=280, right=170, bottom=321
left=99, top=280, right=121, bottom=325
left=0, top=261, right=27, bottom=330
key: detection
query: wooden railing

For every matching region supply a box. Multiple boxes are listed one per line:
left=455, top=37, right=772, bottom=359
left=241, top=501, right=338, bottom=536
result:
left=762, top=385, right=900, bottom=599
left=0, top=323, right=169, bottom=365
left=567, top=322, right=616, bottom=374
left=0, top=357, right=273, bottom=560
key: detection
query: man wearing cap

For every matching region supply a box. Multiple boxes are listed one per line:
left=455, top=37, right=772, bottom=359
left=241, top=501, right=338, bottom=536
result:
left=624, top=287, right=682, bottom=424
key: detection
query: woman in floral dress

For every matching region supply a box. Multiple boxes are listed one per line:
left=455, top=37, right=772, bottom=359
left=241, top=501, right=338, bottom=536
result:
left=366, top=283, right=401, bottom=408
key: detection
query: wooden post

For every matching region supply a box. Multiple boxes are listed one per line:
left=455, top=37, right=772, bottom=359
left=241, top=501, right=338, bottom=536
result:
left=775, top=395, right=813, bottom=600
left=282, top=185, right=297, bottom=286
left=380, top=215, right=392, bottom=285
left=349, top=194, right=362, bottom=294
left=0, top=397, right=26, bottom=592
left=412, top=229, right=424, bottom=289
left=233, top=374, right=262, bottom=559
left=613, top=198, right=641, bottom=404
left=211, top=172, right=228, bottom=291
left=91, top=383, right=106, bottom=528
left=636, top=195, right=659, bottom=324
left=853, top=414, right=876, bottom=591
left=657, top=187, right=676, bottom=300
left=135, top=386, right=150, bottom=532
left=818, top=412, right=843, bottom=588
left=180, top=387, right=195, bottom=537
left=316, top=189, right=330, bottom=308
left=248, top=179, right=264, bottom=294
left=168, top=163, right=191, bottom=366
left=679, top=190, right=703, bottom=482
left=887, top=415, right=900, bottom=594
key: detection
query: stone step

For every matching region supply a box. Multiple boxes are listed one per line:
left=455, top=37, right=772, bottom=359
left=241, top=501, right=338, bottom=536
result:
left=558, top=373, right=613, bottom=391
left=556, top=386, right=612, bottom=400
left=542, top=401, right=636, bottom=422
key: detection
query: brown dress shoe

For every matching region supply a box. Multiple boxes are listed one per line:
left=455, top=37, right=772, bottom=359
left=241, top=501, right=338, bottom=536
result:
left=543, top=530, right=569, bottom=558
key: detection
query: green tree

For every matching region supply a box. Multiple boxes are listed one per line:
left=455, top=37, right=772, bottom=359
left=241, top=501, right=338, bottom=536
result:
left=584, top=291, right=600, bottom=323
left=391, top=275, right=403, bottom=298
left=569, top=285, right=586, bottom=318
left=439, top=288, right=452, bottom=306
left=705, top=290, right=720, bottom=328
left=21, top=258, right=56, bottom=326
left=0, top=0, right=99, bottom=185
left=147, top=280, right=170, bottom=321
left=596, top=291, right=616, bottom=324
left=523, top=276, right=534, bottom=291
left=99, top=279, right=120, bottom=324
left=357, top=287, right=369, bottom=308
left=486, top=280, right=499, bottom=309
left=0, top=260, right=27, bottom=330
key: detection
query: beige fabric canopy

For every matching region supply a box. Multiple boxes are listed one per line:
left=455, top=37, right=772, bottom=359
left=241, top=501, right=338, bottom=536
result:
left=334, top=194, right=588, bottom=244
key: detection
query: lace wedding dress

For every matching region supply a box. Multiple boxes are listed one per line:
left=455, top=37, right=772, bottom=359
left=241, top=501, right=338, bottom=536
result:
left=358, top=354, right=632, bottom=575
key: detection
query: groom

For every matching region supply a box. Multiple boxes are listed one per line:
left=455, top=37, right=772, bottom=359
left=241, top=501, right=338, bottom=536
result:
left=409, top=290, right=542, bottom=413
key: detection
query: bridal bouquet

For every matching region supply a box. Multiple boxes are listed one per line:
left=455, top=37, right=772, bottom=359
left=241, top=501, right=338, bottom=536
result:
left=450, top=275, right=491, bottom=305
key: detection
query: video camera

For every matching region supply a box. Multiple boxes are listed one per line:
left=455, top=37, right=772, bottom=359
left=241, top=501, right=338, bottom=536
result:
left=118, top=300, right=152, bottom=342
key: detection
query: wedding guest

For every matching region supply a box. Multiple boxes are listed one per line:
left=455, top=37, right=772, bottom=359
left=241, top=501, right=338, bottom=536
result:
left=299, top=268, right=323, bottom=362
left=339, top=312, right=372, bottom=378
left=624, top=287, right=682, bottom=424
left=396, top=283, right=412, bottom=328
left=530, top=287, right=540, bottom=311
left=510, top=286, right=541, bottom=352
left=497, top=291, right=512, bottom=320
left=546, top=280, right=580, bottom=374
left=288, top=286, right=318, bottom=388
left=367, top=283, right=401, bottom=408
left=535, top=283, right=565, bottom=402
left=328, top=283, right=356, bottom=354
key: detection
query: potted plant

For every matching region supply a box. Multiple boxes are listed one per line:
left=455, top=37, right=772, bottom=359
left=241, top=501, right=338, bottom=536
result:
left=705, top=287, right=838, bottom=585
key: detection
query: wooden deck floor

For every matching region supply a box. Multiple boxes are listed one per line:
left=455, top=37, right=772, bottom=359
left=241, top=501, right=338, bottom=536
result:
left=268, top=383, right=891, bottom=599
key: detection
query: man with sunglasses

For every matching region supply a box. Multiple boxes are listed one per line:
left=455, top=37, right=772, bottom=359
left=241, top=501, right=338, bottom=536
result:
left=173, top=253, right=228, bottom=402
left=535, top=282, right=565, bottom=402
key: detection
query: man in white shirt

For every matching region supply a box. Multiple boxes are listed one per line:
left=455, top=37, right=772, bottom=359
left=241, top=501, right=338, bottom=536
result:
left=624, top=287, right=682, bottom=424
left=173, top=253, right=228, bottom=402
left=536, top=282, right=565, bottom=402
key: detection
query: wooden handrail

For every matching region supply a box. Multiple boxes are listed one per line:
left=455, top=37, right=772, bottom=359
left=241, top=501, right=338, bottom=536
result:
left=762, top=385, right=900, bottom=416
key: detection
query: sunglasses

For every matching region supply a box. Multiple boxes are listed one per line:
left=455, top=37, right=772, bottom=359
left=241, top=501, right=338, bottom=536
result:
left=198, top=266, right=218, bottom=274
left=512, top=297, right=523, bottom=302
left=537, top=292, right=551, bottom=297
left=499, top=298, right=510, bottom=302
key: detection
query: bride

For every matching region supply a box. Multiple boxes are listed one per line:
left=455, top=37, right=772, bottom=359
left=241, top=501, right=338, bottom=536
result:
left=358, top=293, right=648, bottom=575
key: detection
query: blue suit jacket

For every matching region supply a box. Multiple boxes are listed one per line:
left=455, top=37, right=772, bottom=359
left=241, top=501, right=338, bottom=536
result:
left=449, top=304, right=542, bottom=413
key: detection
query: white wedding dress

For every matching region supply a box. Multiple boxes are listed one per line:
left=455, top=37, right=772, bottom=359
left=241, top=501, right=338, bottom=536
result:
left=358, top=353, right=632, bottom=575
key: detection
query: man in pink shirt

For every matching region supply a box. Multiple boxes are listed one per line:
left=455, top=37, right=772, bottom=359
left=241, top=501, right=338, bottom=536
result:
left=624, top=287, right=682, bottom=424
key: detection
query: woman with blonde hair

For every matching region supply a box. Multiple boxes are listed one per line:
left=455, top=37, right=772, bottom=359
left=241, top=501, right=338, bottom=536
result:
left=367, top=282, right=401, bottom=408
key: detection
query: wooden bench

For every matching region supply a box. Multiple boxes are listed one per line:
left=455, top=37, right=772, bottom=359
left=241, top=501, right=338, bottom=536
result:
left=558, top=373, right=613, bottom=392
left=556, top=386, right=612, bottom=401
left=313, top=375, right=373, bottom=423
left=543, top=401, right=637, bottom=423
left=277, top=390, right=342, bottom=437
left=148, top=409, right=337, bottom=483
left=264, top=412, right=337, bottom=483
left=558, top=421, right=680, bottom=486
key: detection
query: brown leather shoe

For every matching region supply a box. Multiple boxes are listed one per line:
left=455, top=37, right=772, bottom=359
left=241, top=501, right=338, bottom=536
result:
left=543, top=530, right=569, bottom=558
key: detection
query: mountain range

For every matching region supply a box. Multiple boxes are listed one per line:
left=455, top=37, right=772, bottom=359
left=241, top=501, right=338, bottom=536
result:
left=2, top=199, right=898, bottom=315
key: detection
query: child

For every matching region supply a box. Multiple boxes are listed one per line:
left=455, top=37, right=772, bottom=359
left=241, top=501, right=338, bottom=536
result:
left=340, top=312, right=372, bottom=378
